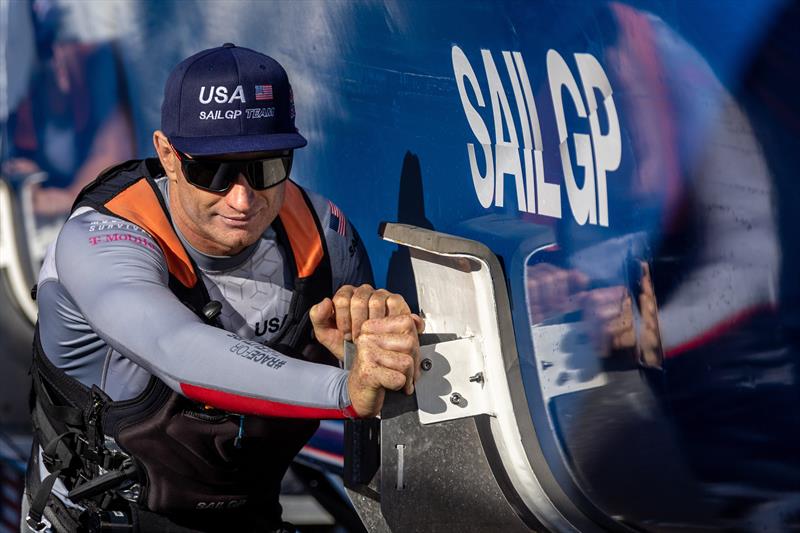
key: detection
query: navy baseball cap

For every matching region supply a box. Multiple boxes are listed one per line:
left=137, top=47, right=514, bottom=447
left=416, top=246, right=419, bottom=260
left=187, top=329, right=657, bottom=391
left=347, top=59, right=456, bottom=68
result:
left=161, top=43, right=307, bottom=156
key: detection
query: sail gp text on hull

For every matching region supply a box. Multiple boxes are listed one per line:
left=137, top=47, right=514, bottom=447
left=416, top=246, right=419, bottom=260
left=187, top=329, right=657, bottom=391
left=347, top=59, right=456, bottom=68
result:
left=453, top=46, right=621, bottom=227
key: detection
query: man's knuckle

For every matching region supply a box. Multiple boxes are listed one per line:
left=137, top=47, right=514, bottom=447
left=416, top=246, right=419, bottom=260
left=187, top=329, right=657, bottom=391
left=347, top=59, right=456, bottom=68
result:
left=353, top=292, right=370, bottom=305
left=359, top=333, right=377, bottom=345
left=386, top=294, right=405, bottom=307
left=398, top=334, right=415, bottom=352
left=335, top=285, right=354, bottom=296
left=398, top=315, right=415, bottom=331
left=390, top=373, right=405, bottom=390
left=356, top=333, right=371, bottom=346
left=354, top=285, right=372, bottom=297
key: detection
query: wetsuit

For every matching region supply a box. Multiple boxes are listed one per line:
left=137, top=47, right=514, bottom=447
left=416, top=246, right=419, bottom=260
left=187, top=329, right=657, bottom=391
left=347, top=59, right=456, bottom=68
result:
left=27, top=159, right=372, bottom=531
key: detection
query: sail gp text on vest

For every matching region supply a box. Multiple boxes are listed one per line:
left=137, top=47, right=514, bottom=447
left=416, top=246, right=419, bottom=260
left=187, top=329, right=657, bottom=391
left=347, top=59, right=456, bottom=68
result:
left=452, top=46, right=621, bottom=227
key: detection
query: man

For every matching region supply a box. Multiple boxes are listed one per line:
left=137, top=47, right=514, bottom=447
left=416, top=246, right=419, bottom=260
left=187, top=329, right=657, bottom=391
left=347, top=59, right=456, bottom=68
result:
left=23, top=43, right=422, bottom=532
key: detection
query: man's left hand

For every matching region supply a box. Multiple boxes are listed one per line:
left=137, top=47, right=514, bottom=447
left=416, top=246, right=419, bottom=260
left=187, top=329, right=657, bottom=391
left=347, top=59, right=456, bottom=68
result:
left=310, top=284, right=416, bottom=360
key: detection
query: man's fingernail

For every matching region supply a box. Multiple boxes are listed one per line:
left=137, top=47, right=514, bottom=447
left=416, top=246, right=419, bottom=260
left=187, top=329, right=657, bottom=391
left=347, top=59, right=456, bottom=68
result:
left=344, top=333, right=353, bottom=341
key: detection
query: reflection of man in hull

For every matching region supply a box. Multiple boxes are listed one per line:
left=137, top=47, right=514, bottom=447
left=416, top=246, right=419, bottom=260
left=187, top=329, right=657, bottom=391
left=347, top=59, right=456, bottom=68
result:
left=23, top=44, right=422, bottom=532
left=526, top=258, right=662, bottom=368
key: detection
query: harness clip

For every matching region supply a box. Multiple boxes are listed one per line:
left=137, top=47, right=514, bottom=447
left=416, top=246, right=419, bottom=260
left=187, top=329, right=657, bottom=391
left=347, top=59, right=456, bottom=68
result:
left=25, top=514, right=51, bottom=532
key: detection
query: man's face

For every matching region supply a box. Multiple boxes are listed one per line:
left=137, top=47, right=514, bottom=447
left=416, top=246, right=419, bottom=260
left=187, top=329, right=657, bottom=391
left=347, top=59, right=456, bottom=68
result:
left=155, top=131, right=286, bottom=256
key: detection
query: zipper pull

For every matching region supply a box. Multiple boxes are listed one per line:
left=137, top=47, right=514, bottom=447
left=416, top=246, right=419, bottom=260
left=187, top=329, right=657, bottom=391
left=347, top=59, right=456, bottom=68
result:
left=234, top=415, right=245, bottom=448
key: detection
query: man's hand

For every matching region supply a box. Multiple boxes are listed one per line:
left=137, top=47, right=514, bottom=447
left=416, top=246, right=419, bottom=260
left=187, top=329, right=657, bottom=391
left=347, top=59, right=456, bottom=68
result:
left=582, top=262, right=664, bottom=367
left=346, top=314, right=424, bottom=417
left=310, top=284, right=414, bottom=360
left=526, top=263, right=589, bottom=324
left=583, top=285, right=636, bottom=358
left=637, top=262, right=664, bottom=368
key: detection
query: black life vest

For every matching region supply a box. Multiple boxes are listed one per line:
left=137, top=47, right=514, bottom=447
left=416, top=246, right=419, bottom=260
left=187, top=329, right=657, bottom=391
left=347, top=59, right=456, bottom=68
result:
left=28, top=158, right=335, bottom=531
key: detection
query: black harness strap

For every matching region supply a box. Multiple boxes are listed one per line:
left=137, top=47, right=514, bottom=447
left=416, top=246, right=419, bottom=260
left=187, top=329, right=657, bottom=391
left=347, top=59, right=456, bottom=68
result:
left=268, top=185, right=333, bottom=354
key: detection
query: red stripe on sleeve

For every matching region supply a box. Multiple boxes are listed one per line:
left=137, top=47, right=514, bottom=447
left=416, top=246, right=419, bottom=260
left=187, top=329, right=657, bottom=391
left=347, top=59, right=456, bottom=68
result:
left=181, top=383, right=361, bottom=419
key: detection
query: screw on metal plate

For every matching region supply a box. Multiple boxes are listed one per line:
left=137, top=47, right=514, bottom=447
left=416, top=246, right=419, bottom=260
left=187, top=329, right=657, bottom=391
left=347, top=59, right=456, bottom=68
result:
left=449, top=392, right=463, bottom=406
left=421, top=358, right=432, bottom=371
left=469, top=372, right=483, bottom=384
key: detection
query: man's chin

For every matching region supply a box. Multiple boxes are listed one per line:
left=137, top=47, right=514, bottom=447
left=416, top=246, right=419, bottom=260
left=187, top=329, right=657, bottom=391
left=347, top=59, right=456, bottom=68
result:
left=215, top=226, right=264, bottom=254
left=207, top=216, right=269, bottom=255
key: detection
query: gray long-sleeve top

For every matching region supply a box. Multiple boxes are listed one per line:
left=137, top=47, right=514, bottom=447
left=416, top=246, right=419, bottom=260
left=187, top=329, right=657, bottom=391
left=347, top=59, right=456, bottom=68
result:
left=36, top=177, right=372, bottom=418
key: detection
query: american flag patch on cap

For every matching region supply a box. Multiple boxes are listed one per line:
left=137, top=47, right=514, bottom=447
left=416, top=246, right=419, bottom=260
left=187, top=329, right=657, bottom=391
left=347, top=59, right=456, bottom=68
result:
left=255, top=85, right=273, bottom=101
left=328, top=201, right=347, bottom=236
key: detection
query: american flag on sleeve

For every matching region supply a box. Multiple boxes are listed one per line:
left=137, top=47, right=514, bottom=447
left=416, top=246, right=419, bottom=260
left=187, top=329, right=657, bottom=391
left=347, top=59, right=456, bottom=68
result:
left=328, top=201, right=347, bottom=236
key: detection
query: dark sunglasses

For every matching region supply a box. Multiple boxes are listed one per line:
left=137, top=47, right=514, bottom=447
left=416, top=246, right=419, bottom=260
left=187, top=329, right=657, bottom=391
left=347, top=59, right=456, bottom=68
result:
left=170, top=144, right=293, bottom=193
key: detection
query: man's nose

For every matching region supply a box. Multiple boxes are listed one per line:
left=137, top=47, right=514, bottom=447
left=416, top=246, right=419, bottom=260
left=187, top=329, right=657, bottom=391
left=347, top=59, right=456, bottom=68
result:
left=225, top=174, right=256, bottom=212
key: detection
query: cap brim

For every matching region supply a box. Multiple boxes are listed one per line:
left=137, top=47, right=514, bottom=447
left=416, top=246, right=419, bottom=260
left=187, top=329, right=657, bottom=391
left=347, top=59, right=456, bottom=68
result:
left=169, top=133, right=307, bottom=157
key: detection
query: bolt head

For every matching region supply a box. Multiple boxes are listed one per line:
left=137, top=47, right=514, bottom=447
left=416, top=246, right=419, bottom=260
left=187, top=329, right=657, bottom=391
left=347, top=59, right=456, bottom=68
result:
left=421, top=358, right=432, bottom=371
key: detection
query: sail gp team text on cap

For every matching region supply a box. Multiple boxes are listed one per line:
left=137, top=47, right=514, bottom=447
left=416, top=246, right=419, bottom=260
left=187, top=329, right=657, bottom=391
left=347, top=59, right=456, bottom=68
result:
left=196, top=85, right=276, bottom=121
left=161, top=42, right=307, bottom=156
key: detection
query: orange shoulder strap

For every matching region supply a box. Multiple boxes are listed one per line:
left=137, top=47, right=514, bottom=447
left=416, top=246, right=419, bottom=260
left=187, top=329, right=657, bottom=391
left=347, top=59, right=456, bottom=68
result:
left=278, top=181, right=324, bottom=278
left=105, top=180, right=197, bottom=287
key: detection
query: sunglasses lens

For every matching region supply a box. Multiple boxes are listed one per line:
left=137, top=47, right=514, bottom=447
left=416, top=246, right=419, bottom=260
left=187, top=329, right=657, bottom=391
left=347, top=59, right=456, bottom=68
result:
left=246, top=156, right=292, bottom=189
left=178, top=150, right=292, bottom=192
left=181, top=159, right=221, bottom=190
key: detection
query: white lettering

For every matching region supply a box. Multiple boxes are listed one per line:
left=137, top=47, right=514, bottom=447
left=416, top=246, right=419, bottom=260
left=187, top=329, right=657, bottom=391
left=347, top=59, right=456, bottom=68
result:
left=200, top=109, right=246, bottom=120
left=455, top=47, right=619, bottom=227
left=245, top=107, right=276, bottom=119
left=214, top=86, right=229, bottom=104
left=514, top=52, right=561, bottom=219
left=575, top=53, right=620, bottom=227
left=548, top=49, right=596, bottom=226
left=229, top=85, right=246, bottom=103
left=199, top=86, right=213, bottom=104
left=503, top=51, right=536, bottom=214
left=199, top=85, right=246, bottom=105
left=483, top=50, right=526, bottom=212
left=452, top=45, right=494, bottom=209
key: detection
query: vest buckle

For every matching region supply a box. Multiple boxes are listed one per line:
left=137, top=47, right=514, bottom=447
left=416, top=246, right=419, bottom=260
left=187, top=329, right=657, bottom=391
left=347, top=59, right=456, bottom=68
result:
left=25, top=513, right=52, bottom=532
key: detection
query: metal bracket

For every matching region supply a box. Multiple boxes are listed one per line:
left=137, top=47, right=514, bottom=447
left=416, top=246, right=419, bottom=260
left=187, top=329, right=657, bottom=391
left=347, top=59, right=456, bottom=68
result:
left=346, top=336, right=494, bottom=425
left=416, top=337, right=493, bottom=425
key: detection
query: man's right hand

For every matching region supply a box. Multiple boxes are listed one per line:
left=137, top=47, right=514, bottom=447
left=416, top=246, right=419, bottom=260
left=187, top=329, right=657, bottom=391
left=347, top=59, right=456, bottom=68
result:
left=347, top=313, right=424, bottom=417
left=310, top=284, right=414, bottom=360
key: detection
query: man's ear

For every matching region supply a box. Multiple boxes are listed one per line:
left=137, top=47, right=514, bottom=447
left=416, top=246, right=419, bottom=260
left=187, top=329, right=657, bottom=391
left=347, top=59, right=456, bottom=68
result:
left=153, top=130, right=179, bottom=177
